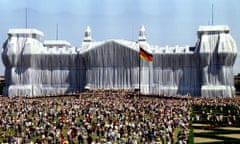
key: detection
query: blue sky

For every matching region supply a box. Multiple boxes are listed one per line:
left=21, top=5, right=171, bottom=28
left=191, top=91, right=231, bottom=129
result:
left=0, top=0, right=240, bottom=74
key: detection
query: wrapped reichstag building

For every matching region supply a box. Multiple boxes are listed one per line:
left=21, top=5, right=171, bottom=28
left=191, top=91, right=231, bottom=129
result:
left=1, top=25, right=238, bottom=97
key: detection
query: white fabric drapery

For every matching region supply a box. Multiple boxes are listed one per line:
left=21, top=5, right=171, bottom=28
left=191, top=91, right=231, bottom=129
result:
left=2, top=26, right=237, bottom=97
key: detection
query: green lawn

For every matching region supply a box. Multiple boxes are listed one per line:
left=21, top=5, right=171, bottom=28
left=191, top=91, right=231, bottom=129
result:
left=192, top=105, right=240, bottom=144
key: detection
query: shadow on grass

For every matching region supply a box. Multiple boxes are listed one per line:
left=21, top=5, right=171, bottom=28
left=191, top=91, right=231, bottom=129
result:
left=195, top=139, right=240, bottom=144
left=192, top=105, right=240, bottom=144
left=194, top=126, right=240, bottom=144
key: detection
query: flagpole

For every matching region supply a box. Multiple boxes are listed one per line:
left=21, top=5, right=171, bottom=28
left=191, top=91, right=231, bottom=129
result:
left=139, top=45, right=141, bottom=98
left=56, top=24, right=58, bottom=40
left=25, top=8, right=28, bottom=28
left=212, top=3, right=214, bottom=25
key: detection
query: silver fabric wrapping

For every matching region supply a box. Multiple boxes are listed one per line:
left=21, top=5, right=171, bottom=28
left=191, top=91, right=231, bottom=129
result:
left=1, top=26, right=238, bottom=97
left=198, top=32, right=237, bottom=97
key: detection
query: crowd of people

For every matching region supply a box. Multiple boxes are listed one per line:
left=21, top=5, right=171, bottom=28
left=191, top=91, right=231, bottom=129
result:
left=0, top=90, right=239, bottom=144
left=192, top=97, right=240, bottom=127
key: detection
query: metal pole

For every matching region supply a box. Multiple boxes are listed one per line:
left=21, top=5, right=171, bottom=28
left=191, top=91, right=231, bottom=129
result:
left=212, top=4, right=214, bottom=25
left=139, top=46, right=141, bottom=98
left=25, top=8, right=28, bottom=28
left=56, top=24, right=58, bottom=40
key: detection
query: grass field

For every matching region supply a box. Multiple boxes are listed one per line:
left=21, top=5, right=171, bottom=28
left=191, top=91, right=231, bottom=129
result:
left=192, top=105, right=240, bottom=144
left=193, top=124, right=240, bottom=144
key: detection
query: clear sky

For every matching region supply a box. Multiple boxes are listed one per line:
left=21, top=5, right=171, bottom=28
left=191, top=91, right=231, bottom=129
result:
left=0, top=0, right=240, bottom=74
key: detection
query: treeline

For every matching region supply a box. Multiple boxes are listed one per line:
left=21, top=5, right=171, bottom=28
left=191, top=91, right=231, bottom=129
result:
left=0, top=83, right=4, bottom=95
left=235, top=74, right=240, bottom=93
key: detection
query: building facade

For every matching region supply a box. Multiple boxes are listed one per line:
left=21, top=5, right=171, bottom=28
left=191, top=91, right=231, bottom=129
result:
left=1, top=25, right=238, bottom=97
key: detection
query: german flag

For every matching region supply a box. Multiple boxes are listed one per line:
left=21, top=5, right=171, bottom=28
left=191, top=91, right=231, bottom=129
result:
left=140, top=47, right=153, bottom=61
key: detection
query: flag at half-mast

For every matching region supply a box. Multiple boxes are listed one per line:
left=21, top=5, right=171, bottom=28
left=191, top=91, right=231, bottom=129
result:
left=139, top=47, right=153, bottom=61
